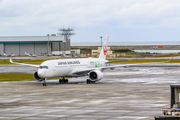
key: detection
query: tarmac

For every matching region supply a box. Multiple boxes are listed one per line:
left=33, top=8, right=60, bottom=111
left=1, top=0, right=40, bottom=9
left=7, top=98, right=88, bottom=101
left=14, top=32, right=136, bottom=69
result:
left=0, top=66, right=180, bottom=120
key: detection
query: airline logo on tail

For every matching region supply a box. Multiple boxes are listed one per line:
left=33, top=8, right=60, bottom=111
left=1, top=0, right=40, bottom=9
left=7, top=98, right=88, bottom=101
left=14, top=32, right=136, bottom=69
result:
left=103, top=45, right=107, bottom=55
left=10, top=56, right=13, bottom=63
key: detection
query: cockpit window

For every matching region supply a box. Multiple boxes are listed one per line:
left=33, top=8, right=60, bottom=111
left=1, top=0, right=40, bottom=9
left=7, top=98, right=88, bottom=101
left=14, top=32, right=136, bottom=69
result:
left=39, top=66, right=48, bottom=69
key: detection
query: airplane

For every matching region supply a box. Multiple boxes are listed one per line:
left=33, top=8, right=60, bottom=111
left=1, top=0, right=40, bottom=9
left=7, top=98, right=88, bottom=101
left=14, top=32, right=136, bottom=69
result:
left=10, top=36, right=170, bottom=86
left=25, top=52, right=37, bottom=57
left=4, top=53, right=15, bottom=57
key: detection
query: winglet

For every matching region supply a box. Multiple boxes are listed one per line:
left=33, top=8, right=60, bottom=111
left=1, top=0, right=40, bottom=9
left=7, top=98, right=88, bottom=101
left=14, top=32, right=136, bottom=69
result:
left=10, top=56, right=13, bottom=63
left=9, top=55, right=39, bottom=67
left=166, top=55, right=174, bottom=63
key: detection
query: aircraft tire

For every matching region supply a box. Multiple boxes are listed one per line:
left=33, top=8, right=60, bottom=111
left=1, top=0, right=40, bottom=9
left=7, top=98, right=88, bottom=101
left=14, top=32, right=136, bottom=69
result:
left=42, top=83, right=47, bottom=86
left=86, top=79, right=89, bottom=84
left=59, top=79, right=68, bottom=84
left=59, top=79, right=62, bottom=83
left=87, top=79, right=96, bottom=84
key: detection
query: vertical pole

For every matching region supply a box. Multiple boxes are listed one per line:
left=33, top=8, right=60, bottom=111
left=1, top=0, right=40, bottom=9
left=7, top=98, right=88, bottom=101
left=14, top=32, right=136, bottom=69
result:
left=100, top=36, right=103, bottom=57
left=47, top=34, right=49, bottom=55
left=3, top=43, right=5, bottom=55
left=64, top=42, right=65, bottom=57
left=19, top=43, right=20, bottom=56
left=34, top=43, right=35, bottom=54
left=64, top=35, right=66, bottom=57
left=100, top=36, right=102, bottom=48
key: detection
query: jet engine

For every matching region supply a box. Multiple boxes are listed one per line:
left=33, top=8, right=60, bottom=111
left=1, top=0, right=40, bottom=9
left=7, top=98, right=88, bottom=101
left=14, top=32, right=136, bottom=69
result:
left=34, top=72, right=45, bottom=82
left=89, top=70, right=103, bottom=81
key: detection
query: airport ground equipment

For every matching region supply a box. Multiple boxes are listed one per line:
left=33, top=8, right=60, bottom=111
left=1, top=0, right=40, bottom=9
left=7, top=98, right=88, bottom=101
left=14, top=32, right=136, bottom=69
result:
left=155, top=85, right=180, bottom=120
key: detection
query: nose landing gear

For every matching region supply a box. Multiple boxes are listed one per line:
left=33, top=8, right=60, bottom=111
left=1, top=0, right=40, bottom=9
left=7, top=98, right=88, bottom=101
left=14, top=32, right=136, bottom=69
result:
left=42, top=79, right=47, bottom=86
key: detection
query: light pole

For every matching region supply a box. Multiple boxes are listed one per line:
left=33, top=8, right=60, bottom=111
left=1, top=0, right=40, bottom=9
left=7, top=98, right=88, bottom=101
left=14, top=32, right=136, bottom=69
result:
left=100, top=36, right=102, bottom=48
left=47, top=34, right=49, bottom=55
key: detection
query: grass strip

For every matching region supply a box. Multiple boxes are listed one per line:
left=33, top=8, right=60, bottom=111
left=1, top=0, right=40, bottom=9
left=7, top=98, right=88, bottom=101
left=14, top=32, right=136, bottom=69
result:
left=0, top=73, right=69, bottom=81
left=0, top=59, right=45, bottom=65
left=0, top=73, right=34, bottom=81
left=1, top=58, right=180, bottom=65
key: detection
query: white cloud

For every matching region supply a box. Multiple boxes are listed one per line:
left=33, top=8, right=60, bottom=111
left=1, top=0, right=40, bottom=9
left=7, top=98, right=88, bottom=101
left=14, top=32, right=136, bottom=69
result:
left=113, top=0, right=180, bottom=28
left=0, top=0, right=180, bottom=35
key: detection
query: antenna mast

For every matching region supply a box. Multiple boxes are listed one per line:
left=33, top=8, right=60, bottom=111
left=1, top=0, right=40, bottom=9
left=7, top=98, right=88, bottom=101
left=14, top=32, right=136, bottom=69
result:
left=57, top=28, right=76, bottom=56
left=57, top=28, right=76, bottom=39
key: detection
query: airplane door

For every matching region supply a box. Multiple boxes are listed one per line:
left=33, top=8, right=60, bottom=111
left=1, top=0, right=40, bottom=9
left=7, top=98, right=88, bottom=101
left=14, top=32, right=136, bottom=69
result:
left=68, top=64, right=72, bottom=71
left=52, top=63, right=56, bottom=71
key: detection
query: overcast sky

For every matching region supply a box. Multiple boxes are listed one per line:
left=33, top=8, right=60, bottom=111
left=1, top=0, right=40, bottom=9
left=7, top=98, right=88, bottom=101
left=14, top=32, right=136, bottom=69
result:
left=0, top=0, right=180, bottom=42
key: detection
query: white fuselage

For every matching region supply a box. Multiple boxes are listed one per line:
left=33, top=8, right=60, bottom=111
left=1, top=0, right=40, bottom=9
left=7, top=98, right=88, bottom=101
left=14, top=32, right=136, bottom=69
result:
left=38, top=58, right=108, bottom=78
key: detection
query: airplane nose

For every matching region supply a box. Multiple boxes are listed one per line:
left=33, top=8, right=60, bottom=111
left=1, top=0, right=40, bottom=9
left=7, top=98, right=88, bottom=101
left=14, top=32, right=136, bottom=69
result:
left=38, top=70, right=45, bottom=78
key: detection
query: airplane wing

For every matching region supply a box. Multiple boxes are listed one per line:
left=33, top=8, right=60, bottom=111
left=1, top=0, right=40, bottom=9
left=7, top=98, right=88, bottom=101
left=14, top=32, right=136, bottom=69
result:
left=100, top=62, right=168, bottom=70
left=71, top=61, right=180, bottom=76
left=71, top=68, right=96, bottom=75
left=104, top=55, right=178, bottom=69
left=10, top=56, right=39, bottom=67
left=71, top=62, right=156, bottom=75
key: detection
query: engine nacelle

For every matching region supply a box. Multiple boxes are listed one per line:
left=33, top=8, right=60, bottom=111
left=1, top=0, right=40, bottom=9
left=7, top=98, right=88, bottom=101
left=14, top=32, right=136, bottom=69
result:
left=34, top=72, right=45, bottom=82
left=89, top=70, right=103, bottom=81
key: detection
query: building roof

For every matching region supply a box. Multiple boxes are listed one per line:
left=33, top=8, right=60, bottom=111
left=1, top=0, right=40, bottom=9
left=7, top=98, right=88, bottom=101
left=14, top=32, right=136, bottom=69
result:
left=0, top=36, right=65, bottom=43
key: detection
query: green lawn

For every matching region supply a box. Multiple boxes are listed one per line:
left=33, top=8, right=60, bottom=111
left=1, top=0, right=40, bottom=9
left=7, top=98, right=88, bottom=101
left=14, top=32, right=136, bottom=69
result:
left=0, top=73, right=69, bottom=81
left=1, top=58, right=180, bottom=65
left=0, top=59, right=46, bottom=65
left=0, top=73, right=34, bottom=81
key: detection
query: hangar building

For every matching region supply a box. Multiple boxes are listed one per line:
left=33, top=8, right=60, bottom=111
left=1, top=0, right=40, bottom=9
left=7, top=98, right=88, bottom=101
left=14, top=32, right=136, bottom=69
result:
left=0, top=35, right=70, bottom=56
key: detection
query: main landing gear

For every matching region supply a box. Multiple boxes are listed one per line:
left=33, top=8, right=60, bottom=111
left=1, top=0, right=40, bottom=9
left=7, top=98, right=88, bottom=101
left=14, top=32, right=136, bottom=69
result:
left=59, top=77, right=68, bottom=84
left=86, top=79, right=96, bottom=84
left=42, top=79, right=47, bottom=86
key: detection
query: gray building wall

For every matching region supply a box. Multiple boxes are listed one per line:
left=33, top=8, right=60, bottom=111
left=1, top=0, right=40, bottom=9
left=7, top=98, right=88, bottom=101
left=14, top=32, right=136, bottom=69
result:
left=5, top=43, right=19, bottom=55
left=35, top=43, right=47, bottom=55
left=60, top=42, right=65, bottom=51
left=51, top=42, right=60, bottom=51
left=65, top=39, right=70, bottom=51
left=20, top=43, right=35, bottom=55
left=51, top=39, right=70, bottom=51
left=59, top=39, right=70, bottom=51
left=0, top=36, right=69, bottom=56
left=2, top=43, right=51, bottom=56
left=0, top=43, right=4, bottom=55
